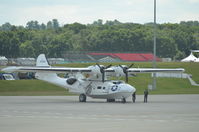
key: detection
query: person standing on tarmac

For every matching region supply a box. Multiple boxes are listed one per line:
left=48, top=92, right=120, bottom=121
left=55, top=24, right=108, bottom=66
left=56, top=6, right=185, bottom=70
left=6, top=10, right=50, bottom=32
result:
left=144, top=89, right=149, bottom=103
left=132, top=92, right=136, bottom=103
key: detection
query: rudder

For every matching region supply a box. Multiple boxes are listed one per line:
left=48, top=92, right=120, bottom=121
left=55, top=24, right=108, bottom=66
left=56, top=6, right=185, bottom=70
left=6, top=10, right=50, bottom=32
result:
left=36, top=54, right=49, bottom=67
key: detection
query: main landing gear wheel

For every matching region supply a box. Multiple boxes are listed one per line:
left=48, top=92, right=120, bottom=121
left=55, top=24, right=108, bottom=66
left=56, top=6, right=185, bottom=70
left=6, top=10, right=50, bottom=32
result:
left=122, top=98, right=126, bottom=103
left=107, top=99, right=115, bottom=102
left=79, top=94, right=86, bottom=102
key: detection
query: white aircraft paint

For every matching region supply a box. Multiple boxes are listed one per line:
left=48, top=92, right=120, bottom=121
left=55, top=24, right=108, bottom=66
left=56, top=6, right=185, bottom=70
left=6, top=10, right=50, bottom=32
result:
left=2, top=54, right=184, bottom=103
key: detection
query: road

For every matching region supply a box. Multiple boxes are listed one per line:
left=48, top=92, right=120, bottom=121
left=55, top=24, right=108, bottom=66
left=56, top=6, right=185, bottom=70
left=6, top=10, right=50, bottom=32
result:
left=0, top=95, right=199, bottom=132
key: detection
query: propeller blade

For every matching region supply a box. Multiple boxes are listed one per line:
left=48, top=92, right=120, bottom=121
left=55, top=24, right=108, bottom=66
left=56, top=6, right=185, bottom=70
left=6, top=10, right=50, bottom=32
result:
left=125, top=72, right=128, bottom=83
left=96, top=63, right=111, bottom=83
left=118, top=64, right=134, bottom=83
left=102, top=72, right=105, bottom=82
left=106, top=64, right=112, bottom=69
left=119, top=65, right=123, bottom=69
left=96, top=63, right=101, bottom=68
left=128, top=63, right=134, bottom=68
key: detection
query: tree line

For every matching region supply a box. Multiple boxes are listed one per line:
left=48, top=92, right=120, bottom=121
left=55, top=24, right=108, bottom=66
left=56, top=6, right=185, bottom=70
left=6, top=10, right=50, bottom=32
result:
left=0, top=19, right=199, bottom=60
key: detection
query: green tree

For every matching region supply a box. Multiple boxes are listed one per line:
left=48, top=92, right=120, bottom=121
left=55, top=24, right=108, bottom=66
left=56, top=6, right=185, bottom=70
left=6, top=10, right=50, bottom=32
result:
left=64, top=22, right=86, bottom=34
left=92, top=19, right=103, bottom=26
left=26, top=21, right=40, bottom=30
left=40, top=23, right=46, bottom=30
left=0, top=31, right=20, bottom=58
left=20, top=41, right=35, bottom=57
left=47, top=21, right=53, bottom=29
left=52, top=19, right=59, bottom=29
left=0, top=22, right=12, bottom=31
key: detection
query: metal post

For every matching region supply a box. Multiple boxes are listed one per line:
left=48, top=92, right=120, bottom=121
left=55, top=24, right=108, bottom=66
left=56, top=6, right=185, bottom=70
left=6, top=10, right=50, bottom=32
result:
left=153, top=0, right=157, bottom=90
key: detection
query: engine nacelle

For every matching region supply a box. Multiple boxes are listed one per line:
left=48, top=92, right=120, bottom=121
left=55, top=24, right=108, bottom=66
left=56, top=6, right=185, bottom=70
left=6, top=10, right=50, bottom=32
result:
left=86, top=65, right=104, bottom=80
left=109, top=66, right=126, bottom=77
left=87, top=65, right=102, bottom=75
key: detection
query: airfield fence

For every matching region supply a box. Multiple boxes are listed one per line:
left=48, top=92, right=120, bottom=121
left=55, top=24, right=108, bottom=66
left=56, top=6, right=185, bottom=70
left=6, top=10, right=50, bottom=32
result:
left=1, top=51, right=164, bottom=66
left=62, top=51, right=160, bottom=63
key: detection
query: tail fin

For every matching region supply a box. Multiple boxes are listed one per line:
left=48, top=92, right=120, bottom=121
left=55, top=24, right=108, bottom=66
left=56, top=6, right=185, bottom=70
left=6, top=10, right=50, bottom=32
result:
left=35, top=54, right=66, bottom=87
left=36, top=54, right=49, bottom=67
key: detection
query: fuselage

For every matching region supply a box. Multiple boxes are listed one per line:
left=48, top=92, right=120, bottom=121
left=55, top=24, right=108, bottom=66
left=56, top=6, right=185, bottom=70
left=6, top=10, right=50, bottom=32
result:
left=68, top=79, right=136, bottom=99
left=35, top=73, right=136, bottom=100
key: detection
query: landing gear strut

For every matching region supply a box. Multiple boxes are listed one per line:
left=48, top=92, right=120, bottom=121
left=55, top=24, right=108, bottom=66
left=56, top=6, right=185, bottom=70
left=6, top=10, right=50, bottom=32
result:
left=122, top=98, right=126, bottom=103
left=79, top=94, right=86, bottom=102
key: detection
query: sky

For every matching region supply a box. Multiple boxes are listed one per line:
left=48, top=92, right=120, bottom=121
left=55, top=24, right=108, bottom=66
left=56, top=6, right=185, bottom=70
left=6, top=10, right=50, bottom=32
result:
left=0, top=0, right=199, bottom=26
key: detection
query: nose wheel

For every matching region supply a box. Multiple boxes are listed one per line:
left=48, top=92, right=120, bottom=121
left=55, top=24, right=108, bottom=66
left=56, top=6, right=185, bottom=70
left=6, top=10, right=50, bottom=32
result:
left=79, top=94, right=86, bottom=102
left=121, top=98, right=126, bottom=103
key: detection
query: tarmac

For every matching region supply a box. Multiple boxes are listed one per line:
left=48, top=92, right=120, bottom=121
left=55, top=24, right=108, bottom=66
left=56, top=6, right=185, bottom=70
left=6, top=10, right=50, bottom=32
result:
left=0, top=95, right=199, bottom=132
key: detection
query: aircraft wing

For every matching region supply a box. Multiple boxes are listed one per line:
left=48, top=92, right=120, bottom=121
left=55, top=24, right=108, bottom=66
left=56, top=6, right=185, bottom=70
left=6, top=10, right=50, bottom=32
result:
left=1, top=66, right=92, bottom=73
left=2, top=66, right=185, bottom=74
left=127, top=68, right=184, bottom=73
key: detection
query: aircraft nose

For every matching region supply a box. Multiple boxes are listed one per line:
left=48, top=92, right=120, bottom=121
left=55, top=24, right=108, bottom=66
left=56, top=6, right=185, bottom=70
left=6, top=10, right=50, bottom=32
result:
left=119, top=84, right=136, bottom=93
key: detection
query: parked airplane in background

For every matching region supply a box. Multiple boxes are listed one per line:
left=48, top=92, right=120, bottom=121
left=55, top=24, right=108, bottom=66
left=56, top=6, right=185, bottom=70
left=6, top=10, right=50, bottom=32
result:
left=2, top=54, right=184, bottom=103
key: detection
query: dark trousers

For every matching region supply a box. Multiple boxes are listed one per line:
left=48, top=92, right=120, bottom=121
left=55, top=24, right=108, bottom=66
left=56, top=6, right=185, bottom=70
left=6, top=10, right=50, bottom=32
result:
left=132, top=97, right=135, bottom=103
left=144, top=95, right=148, bottom=103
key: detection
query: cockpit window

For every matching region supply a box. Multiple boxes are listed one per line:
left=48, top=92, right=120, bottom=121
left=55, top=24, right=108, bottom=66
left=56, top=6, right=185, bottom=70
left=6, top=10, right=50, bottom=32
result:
left=113, top=81, right=123, bottom=84
left=66, top=78, right=77, bottom=85
left=97, top=86, right=102, bottom=89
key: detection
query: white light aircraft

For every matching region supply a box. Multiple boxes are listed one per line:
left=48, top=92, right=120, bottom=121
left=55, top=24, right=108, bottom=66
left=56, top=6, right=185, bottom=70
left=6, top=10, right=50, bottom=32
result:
left=2, top=54, right=185, bottom=103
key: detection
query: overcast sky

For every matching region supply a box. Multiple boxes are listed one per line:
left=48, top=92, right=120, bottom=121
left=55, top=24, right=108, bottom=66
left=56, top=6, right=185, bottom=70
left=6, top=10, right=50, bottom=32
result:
left=0, top=0, right=198, bottom=26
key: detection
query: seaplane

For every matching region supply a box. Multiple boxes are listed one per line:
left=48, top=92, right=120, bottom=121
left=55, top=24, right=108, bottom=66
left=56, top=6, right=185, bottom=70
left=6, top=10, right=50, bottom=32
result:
left=2, top=54, right=184, bottom=103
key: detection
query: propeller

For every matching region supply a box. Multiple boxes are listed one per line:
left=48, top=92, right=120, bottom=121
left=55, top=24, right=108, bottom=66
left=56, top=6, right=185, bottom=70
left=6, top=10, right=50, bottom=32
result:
left=119, top=63, right=134, bottom=83
left=96, top=64, right=112, bottom=82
